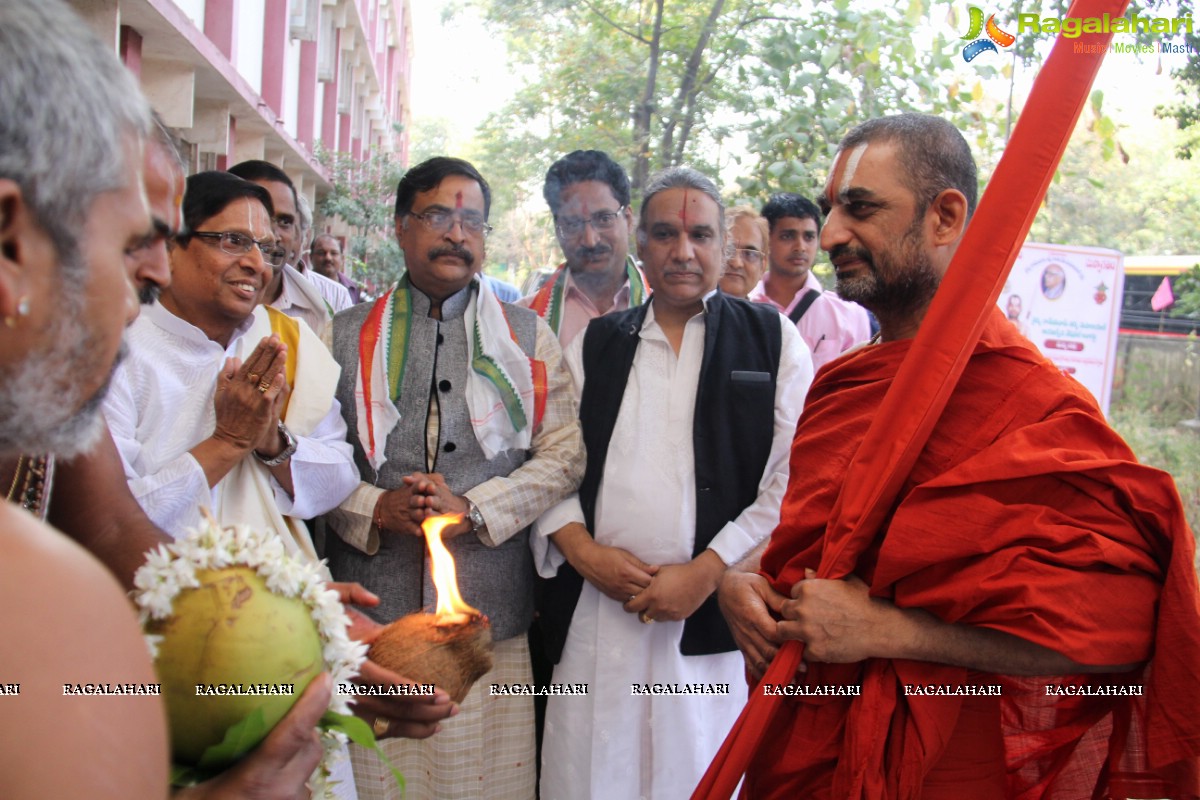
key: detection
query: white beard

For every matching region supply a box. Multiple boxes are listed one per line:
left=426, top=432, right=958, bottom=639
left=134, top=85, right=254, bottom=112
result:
left=0, top=267, right=112, bottom=459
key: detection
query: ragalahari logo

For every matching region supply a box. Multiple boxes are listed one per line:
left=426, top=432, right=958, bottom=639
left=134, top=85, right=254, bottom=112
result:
left=960, top=6, right=1016, bottom=61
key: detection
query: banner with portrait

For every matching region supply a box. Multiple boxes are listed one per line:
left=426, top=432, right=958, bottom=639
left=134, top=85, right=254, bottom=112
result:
left=997, top=242, right=1124, bottom=414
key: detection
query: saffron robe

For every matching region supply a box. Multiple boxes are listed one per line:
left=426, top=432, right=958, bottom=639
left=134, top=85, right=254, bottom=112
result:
left=749, top=308, right=1200, bottom=799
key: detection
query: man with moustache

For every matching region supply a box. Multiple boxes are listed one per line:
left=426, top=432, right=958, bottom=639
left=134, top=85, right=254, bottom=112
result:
left=324, top=156, right=584, bottom=799
left=749, top=192, right=871, bottom=371
left=534, top=167, right=812, bottom=799
left=311, top=233, right=364, bottom=304
left=295, top=194, right=354, bottom=313
left=521, top=149, right=649, bottom=346
left=719, top=113, right=1200, bottom=798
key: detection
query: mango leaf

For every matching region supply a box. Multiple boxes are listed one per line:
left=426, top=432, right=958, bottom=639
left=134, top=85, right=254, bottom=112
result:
left=321, top=710, right=406, bottom=794
left=197, top=707, right=269, bottom=769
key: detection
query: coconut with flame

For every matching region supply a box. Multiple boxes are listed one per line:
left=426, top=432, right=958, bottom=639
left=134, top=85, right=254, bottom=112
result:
left=368, top=513, right=493, bottom=703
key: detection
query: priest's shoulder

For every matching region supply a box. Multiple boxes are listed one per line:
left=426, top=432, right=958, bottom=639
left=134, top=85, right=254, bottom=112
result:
left=0, top=505, right=168, bottom=798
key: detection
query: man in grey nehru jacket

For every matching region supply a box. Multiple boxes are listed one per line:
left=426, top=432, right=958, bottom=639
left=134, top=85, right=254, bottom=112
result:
left=323, top=156, right=584, bottom=799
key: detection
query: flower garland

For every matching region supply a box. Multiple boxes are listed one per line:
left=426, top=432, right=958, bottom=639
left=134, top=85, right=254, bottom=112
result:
left=132, top=513, right=369, bottom=798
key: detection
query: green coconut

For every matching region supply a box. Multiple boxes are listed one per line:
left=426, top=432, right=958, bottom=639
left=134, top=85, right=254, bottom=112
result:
left=146, top=565, right=324, bottom=768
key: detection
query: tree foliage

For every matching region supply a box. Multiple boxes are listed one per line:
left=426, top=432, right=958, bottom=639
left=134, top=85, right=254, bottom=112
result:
left=1139, top=0, right=1200, bottom=158
left=456, top=0, right=1030, bottom=278
left=1028, top=90, right=1200, bottom=255
left=1174, top=264, right=1200, bottom=317
left=733, top=0, right=1015, bottom=201
left=313, top=144, right=406, bottom=291
left=356, top=0, right=1199, bottom=287
left=465, top=0, right=781, bottom=199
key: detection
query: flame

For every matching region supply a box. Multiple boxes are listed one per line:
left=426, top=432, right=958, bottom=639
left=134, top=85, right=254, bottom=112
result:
left=423, top=513, right=479, bottom=621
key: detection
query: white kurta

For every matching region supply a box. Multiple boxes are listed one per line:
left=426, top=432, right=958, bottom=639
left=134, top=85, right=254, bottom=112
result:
left=102, top=302, right=359, bottom=542
left=303, top=265, right=354, bottom=314
left=535, top=299, right=812, bottom=800
left=274, top=263, right=334, bottom=336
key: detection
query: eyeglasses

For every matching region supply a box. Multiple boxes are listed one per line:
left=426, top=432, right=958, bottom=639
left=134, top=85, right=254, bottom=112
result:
left=407, top=209, right=493, bottom=238
left=189, top=231, right=286, bottom=267
left=555, top=207, right=625, bottom=238
left=731, top=248, right=764, bottom=266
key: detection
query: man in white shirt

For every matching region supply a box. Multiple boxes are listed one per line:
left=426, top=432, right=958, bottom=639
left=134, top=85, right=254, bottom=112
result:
left=534, top=167, right=813, bottom=800
left=103, top=171, right=359, bottom=560
left=228, top=159, right=339, bottom=336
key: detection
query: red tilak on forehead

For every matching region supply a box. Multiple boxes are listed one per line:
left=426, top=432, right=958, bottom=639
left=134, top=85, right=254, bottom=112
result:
left=824, top=151, right=843, bottom=209
left=455, top=191, right=463, bottom=209
left=677, top=189, right=690, bottom=226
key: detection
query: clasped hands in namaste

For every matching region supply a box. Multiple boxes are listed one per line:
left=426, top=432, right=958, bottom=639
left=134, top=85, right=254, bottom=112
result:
left=211, top=335, right=290, bottom=459
left=373, top=473, right=473, bottom=539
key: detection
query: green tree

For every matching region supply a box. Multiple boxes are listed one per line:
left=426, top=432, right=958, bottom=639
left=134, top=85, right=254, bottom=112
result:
left=465, top=0, right=786, bottom=199
left=1138, top=0, right=1200, bottom=158
left=733, top=0, right=1013, bottom=202
left=409, top=116, right=456, bottom=166
left=313, top=144, right=406, bottom=292
left=457, top=0, right=1022, bottom=274
left=1173, top=264, right=1200, bottom=317
left=1028, top=93, right=1200, bottom=254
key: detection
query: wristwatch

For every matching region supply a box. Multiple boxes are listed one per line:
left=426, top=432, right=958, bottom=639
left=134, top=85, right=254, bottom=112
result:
left=254, top=422, right=297, bottom=467
left=467, top=501, right=487, bottom=535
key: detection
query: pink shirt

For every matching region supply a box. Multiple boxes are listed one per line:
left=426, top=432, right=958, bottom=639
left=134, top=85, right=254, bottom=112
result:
left=518, top=268, right=636, bottom=347
left=749, top=271, right=872, bottom=372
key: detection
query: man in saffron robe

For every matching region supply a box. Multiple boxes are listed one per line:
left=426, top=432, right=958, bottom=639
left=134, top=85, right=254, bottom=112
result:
left=719, top=113, right=1200, bottom=799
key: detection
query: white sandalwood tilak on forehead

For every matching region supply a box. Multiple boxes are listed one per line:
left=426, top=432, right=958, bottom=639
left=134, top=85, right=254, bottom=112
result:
left=838, top=142, right=869, bottom=197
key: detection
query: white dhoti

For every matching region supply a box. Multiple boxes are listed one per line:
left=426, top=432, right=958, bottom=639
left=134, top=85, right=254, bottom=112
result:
left=350, top=636, right=535, bottom=800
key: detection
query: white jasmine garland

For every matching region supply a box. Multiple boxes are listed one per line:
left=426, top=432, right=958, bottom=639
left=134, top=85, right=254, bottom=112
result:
left=132, top=513, right=369, bottom=798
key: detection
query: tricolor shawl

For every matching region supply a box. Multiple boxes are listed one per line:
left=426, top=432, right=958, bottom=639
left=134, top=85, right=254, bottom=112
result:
left=526, top=256, right=648, bottom=335
left=353, top=275, right=547, bottom=470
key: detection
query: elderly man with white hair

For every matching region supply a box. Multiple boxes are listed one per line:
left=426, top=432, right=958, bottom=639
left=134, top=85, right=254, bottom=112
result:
left=0, top=2, right=340, bottom=797
left=534, top=166, right=813, bottom=800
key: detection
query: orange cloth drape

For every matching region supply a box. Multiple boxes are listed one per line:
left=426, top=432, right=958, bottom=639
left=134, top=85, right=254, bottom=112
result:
left=745, top=311, right=1200, bottom=798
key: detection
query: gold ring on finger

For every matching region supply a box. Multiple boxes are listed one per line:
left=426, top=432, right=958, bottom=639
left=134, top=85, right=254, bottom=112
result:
left=257, top=380, right=271, bottom=393
left=373, top=716, right=389, bottom=737
left=639, top=610, right=654, bottom=625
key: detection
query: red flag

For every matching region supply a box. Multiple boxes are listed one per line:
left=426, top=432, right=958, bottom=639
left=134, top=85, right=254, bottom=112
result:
left=1150, top=275, right=1175, bottom=311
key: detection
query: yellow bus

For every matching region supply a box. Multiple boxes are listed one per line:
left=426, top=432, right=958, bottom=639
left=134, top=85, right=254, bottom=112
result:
left=1121, top=255, right=1199, bottom=337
